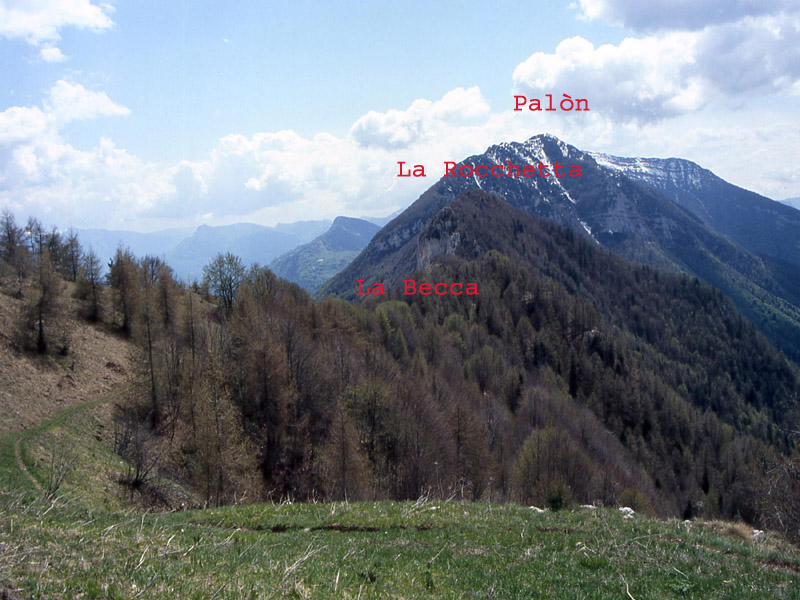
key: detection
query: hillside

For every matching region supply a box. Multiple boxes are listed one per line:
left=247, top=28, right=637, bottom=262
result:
left=0, top=286, right=138, bottom=436
left=319, top=134, right=800, bottom=361
left=349, top=190, right=799, bottom=513
left=1, top=200, right=799, bottom=589
left=2, top=275, right=797, bottom=598
left=44, top=188, right=794, bottom=522
left=271, top=216, right=380, bottom=293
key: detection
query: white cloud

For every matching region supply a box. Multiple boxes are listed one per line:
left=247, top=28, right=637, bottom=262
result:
left=145, top=87, right=524, bottom=227
left=0, top=81, right=129, bottom=150
left=513, top=34, right=703, bottom=124
left=692, top=16, right=800, bottom=95
left=45, top=80, right=130, bottom=123
left=3, top=0, right=799, bottom=235
left=40, top=45, right=67, bottom=62
left=140, top=88, right=497, bottom=225
left=0, top=80, right=163, bottom=229
left=0, top=85, right=502, bottom=229
left=576, top=0, right=790, bottom=31
left=514, top=9, right=800, bottom=124
left=350, top=87, right=490, bottom=150
left=510, top=1, right=800, bottom=198
left=2, top=75, right=799, bottom=232
left=0, top=131, right=169, bottom=228
left=0, top=106, right=49, bottom=145
left=0, top=0, right=114, bottom=45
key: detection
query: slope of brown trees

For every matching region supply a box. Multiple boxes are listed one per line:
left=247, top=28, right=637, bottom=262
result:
left=2, top=203, right=799, bottom=543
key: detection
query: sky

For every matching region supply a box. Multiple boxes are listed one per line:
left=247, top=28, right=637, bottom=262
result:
left=1, top=0, right=799, bottom=231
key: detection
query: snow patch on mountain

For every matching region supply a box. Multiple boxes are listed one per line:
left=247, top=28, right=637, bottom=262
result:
left=588, top=153, right=706, bottom=189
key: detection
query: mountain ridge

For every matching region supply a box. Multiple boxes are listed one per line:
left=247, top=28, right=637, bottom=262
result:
left=319, top=134, right=800, bottom=360
left=270, top=216, right=380, bottom=293
left=589, top=152, right=800, bottom=268
left=365, top=188, right=798, bottom=515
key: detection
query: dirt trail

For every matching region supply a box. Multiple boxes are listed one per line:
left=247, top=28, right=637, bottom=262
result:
left=6, top=384, right=137, bottom=499
left=14, top=435, right=43, bottom=494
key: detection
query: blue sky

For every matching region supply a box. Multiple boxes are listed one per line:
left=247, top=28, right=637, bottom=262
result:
left=1, top=0, right=799, bottom=230
left=1, top=1, right=622, bottom=160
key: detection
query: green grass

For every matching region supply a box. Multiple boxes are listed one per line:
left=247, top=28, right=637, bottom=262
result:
left=2, top=387, right=798, bottom=599
left=1, top=498, right=798, bottom=599
left=0, top=386, right=134, bottom=506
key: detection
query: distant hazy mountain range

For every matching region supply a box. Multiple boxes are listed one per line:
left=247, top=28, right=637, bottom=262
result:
left=320, top=134, right=800, bottom=361
left=76, top=227, right=195, bottom=269
left=781, top=197, right=800, bottom=211
left=78, top=215, right=388, bottom=284
left=78, top=221, right=328, bottom=281
left=164, top=221, right=334, bottom=281
left=360, top=210, right=403, bottom=227
left=270, top=216, right=380, bottom=294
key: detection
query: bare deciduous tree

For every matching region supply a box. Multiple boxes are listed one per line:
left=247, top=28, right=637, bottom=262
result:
left=77, top=247, right=103, bottom=321
left=320, top=399, right=369, bottom=501
left=18, top=250, right=66, bottom=354
left=107, top=246, right=139, bottom=335
left=203, top=252, right=245, bottom=316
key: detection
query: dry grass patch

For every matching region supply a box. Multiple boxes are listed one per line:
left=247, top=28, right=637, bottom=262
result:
left=0, top=289, right=139, bottom=436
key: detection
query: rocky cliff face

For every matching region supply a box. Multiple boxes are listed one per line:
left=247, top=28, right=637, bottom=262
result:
left=415, top=206, right=461, bottom=269
left=415, top=204, right=485, bottom=269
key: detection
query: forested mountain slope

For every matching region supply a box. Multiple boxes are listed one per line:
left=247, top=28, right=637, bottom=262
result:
left=356, top=190, right=799, bottom=517
left=271, top=216, right=380, bottom=293
left=320, top=135, right=800, bottom=360
left=2, top=198, right=798, bottom=539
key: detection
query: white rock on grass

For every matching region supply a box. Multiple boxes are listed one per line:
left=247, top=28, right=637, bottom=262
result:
left=619, top=506, right=635, bottom=519
left=529, top=506, right=545, bottom=513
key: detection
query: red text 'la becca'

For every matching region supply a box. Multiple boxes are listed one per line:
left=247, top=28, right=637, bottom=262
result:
left=357, top=280, right=479, bottom=296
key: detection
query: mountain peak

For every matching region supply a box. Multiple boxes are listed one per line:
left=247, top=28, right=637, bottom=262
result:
left=332, top=215, right=367, bottom=226
left=271, top=216, right=380, bottom=293
left=320, top=135, right=800, bottom=360
left=525, top=132, right=560, bottom=143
